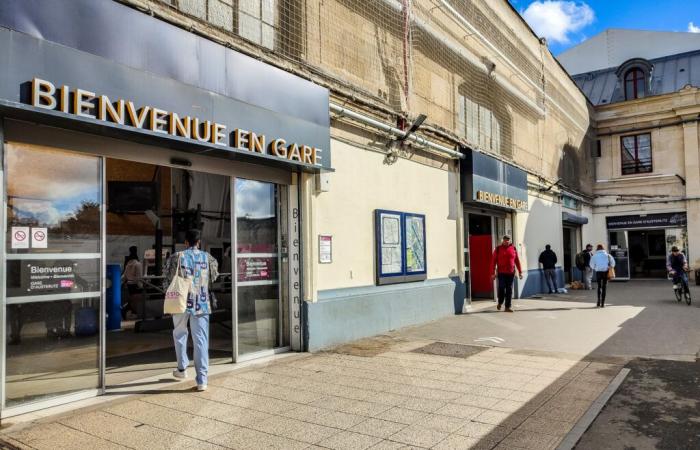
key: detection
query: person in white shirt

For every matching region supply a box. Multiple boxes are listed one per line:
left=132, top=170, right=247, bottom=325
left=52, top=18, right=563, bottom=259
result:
left=589, top=244, right=615, bottom=308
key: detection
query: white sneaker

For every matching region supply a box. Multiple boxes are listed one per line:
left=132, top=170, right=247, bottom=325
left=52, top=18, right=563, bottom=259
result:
left=197, top=384, right=207, bottom=392
left=172, top=369, right=188, bottom=379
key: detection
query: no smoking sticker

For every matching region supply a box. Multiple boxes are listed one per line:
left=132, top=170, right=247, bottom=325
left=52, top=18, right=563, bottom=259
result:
left=11, top=226, right=30, bottom=249
left=32, top=228, right=48, bottom=249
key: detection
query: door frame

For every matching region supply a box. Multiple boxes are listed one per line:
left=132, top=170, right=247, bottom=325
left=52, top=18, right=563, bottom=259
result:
left=0, top=147, right=105, bottom=419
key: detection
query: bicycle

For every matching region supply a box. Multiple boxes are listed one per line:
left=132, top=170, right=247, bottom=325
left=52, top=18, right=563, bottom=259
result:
left=669, top=270, right=691, bottom=305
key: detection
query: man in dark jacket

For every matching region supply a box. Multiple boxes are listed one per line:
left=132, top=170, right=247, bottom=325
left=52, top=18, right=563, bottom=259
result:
left=538, top=244, right=558, bottom=294
left=491, top=235, right=523, bottom=312
left=576, top=244, right=594, bottom=289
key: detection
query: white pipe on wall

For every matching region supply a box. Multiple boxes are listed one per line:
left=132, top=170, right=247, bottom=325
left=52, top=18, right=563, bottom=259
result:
left=329, top=103, right=464, bottom=159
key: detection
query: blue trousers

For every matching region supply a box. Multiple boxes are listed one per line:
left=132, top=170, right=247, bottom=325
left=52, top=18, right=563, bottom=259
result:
left=172, top=313, right=209, bottom=386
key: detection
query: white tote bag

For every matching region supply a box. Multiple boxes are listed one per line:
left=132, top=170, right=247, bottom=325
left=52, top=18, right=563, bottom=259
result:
left=164, top=256, right=190, bottom=314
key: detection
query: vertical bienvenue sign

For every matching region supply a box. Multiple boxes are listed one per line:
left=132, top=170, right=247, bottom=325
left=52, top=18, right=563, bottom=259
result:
left=289, top=185, right=302, bottom=351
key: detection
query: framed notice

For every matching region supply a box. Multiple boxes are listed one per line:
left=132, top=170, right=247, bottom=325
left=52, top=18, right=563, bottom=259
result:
left=319, top=235, right=332, bottom=264
left=375, top=210, right=427, bottom=285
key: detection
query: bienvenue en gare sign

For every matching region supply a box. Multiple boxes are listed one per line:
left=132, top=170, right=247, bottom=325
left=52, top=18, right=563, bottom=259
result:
left=30, top=78, right=325, bottom=167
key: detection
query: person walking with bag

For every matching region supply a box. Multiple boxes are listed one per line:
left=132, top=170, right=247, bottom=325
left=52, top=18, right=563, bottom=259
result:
left=164, top=229, right=219, bottom=391
left=491, top=235, right=523, bottom=312
left=589, top=244, right=615, bottom=308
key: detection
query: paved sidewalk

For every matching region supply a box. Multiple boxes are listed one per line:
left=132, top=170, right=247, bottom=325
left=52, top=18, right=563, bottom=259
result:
left=1, top=337, right=622, bottom=450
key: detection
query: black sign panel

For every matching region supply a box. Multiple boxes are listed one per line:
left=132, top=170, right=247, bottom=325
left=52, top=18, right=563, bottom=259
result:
left=6, top=259, right=100, bottom=297
left=460, top=150, right=528, bottom=210
left=606, top=212, right=687, bottom=230
left=0, top=0, right=331, bottom=170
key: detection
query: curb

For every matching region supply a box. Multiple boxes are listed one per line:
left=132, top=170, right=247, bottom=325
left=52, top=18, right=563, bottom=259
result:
left=556, top=367, right=631, bottom=450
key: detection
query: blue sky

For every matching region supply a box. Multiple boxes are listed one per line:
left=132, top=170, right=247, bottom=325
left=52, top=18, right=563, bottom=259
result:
left=510, top=0, right=700, bottom=55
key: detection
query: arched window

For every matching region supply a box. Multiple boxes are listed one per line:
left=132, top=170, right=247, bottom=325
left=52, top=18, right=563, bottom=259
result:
left=624, top=68, right=646, bottom=100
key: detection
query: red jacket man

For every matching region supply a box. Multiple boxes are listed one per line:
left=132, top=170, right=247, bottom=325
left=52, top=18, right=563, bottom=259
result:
left=490, top=235, right=523, bottom=312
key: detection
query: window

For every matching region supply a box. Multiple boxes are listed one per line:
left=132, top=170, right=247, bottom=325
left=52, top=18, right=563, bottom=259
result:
left=458, top=96, right=501, bottom=154
left=375, top=210, right=426, bottom=285
left=621, top=134, right=652, bottom=175
left=624, top=68, right=646, bottom=100
left=595, top=139, right=601, bottom=158
left=238, top=0, right=276, bottom=50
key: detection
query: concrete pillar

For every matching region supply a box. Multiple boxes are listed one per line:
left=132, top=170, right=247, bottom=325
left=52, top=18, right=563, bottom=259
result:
left=682, top=120, right=700, bottom=268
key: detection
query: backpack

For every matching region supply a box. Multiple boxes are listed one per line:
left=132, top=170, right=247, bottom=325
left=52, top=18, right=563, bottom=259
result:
left=575, top=252, right=585, bottom=270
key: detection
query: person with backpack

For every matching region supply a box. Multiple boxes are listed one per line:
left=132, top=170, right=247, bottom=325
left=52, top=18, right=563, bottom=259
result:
left=590, top=244, right=615, bottom=308
left=538, top=244, right=558, bottom=294
left=575, top=244, right=594, bottom=290
left=491, top=235, right=523, bottom=312
left=164, top=229, right=219, bottom=391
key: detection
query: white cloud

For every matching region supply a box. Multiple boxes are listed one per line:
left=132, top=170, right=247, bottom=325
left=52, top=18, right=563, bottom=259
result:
left=689, top=22, right=700, bottom=33
left=522, top=1, right=595, bottom=44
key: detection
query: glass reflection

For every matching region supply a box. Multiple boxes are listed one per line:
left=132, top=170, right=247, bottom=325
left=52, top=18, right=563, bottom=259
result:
left=6, top=144, right=101, bottom=254
left=5, top=298, right=100, bottom=407
left=235, top=179, right=280, bottom=355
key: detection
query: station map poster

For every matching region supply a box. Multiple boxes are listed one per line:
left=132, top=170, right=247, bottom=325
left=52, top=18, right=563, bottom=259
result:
left=375, top=210, right=426, bottom=285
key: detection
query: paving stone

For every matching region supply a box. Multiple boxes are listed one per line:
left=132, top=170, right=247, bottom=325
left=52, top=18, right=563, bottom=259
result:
left=376, top=407, right=429, bottom=425
left=348, top=418, right=408, bottom=439
left=399, top=396, right=447, bottom=413
left=500, top=429, right=560, bottom=450
left=491, top=399, right=527, bottom=413
left=388, top=424, right=449, bottom=448
left=432, top=434, right=481, bottom=450
left=251, top=416, right=339, bottom=444
left=453, top=394, right=501, bottom=409
left=435, top=404, right=486, bottom=420
left=104, top=399, right=237, bottom=441
left=473, top=410, right=512, bottom=426
left=6, top=422, right=127, bottom=450
left=316, top=431, right=383, bottom=450
left=283, top=405, right=365, bottom=429
left=518, top=416, right=575, bottom=437
left=413, top=413, right=466, bottom=433
left=456, top=421, right=511, bottom=440
left=208, top=427, right=308, bottom=450
left=142, top=394, right=274, bottom=427
left=58, top=410, right=223, bottom=449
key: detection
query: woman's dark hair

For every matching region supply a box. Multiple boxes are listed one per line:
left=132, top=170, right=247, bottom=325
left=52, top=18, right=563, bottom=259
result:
left=596, top=244, right=605, bottom=251
left=125, top=246, right=139, bottom=264
left=185, top=229, right=201, bottom=246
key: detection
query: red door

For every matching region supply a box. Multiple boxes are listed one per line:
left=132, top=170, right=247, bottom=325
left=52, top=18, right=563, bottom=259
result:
left=469, top=234, right=494, bottom=298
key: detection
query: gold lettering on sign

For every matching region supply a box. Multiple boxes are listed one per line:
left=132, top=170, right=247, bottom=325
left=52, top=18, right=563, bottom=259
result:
left=126, top=101, right=150, bottom=128
left=271, top=138, right=287, bottom=157
left=74, top=88, right=96, bottom=118
left=287, top=143, right=301, bottom=162
left=248, top=132, right=265, bottom=153
left=192, top=118, right=211, bottom=142
left=150, top=108, right=168, bottom=134
left=59, top=85, right=70, bottom=113
left=476, top=191, right=527, bottom=210
left=211, top=122, right=227, bottom=146
left=98, top=96, right=125, bottom=124
left=27, top=78, right=327, bottom=168
left=31, top=78, right=57, bottom=110
left=169, top=112, right=191, bottom=138
left=233, top=129, right=249, bottom=149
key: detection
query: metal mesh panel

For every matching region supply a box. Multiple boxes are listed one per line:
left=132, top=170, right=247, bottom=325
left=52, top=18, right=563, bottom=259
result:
left=156, top=0, right=589, bottom=167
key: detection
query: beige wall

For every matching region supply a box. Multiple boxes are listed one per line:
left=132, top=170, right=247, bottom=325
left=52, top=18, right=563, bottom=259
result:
left=307, top=138, right=460, bottom=294
left=130, top=0, right=593, bottom=194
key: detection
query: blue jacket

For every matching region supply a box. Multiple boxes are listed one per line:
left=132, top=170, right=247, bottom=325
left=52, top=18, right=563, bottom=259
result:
left=590, top=250, right=615, bottom=272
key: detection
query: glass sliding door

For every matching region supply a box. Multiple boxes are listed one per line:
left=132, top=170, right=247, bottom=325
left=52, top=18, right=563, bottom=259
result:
left=3, top=143, right=102, bottom=410
left=234, top=178, right=288, bottom=357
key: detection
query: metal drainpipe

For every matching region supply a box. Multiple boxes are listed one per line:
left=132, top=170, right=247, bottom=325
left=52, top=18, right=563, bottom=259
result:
left=329, top=103, right=465, bottom=159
